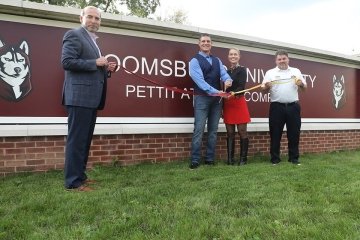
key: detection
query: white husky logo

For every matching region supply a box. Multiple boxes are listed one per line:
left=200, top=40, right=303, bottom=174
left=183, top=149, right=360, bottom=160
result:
left=0, top=39, right=31, bottom=101
left=332, top=75, right=345, bottom=109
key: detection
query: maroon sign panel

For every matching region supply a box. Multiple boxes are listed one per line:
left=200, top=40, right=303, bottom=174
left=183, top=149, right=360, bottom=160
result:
left=1, top=20, right=359, bottom=119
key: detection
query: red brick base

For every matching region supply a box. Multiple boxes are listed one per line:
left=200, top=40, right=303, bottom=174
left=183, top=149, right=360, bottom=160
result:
left=1, top=130, right=359, bottom=177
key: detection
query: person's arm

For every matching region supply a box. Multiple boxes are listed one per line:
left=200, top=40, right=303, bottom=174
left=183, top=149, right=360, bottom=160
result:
left=189, top=58, right=221, bottom=95
left=260, top=70, right=269, bottom=91
left=61, top=30, right=98, bottom=71
left=218, top=58, right=232, bottom=89
left=295, top=78, right=307, bottom=91
left=294, top=68, right=307, bottom=91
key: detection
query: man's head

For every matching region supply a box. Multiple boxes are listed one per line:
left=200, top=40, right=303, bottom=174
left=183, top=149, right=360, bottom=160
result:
left=80, top=6, right=101, bottom=33
left=198, top=33, right=212, bottom=54
left=275, top=49, right=289, bottom=70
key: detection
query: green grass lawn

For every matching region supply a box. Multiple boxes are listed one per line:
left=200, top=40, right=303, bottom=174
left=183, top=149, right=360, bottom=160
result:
left=1, top=151, right=360, bottom=240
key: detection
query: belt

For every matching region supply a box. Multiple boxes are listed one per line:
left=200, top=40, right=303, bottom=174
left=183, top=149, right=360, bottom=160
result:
left=272, top=101, right=298, bottom=107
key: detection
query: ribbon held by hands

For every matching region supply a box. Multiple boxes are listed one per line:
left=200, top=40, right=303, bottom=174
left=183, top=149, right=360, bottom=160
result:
left=120, top=65, right=233, bottom=97
left=230, top=84, right=262, bottom=96
left=271, top=75, right=298, bottom=84
left=229, top=76, right=300, bottom=96
left=118, top=64, right=299, bottom=98
left=213, top=92, right=232, bottom=98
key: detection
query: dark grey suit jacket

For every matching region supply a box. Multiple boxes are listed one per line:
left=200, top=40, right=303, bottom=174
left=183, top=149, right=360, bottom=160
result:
left=61, top=27, right=107, bottom=110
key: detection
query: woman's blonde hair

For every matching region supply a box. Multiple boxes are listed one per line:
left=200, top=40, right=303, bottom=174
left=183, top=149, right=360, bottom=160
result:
left=229, top=47, right=241, bottom=55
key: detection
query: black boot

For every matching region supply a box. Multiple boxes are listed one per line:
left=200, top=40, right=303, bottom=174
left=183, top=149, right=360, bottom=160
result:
left=239, top=138, right=249, bottom=165
left=226, top=137, right=235, bottom=165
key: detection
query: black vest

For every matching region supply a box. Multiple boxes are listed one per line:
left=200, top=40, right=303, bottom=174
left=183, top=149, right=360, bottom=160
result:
left=193, top=54, right=221, bottom=94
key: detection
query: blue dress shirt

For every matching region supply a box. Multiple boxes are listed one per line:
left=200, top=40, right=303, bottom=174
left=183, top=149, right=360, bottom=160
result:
left=189, top=51, right=232, bottom=95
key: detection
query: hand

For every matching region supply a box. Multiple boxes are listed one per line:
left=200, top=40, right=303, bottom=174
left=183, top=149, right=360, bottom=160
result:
left=107, top=62, right=117, bottom=72
left=228, top=92, right=235, bottom=99
left=266, top=82, right=272, bottom=88
left=216, top=91, right=231, bottom=98
left=295, top=78, right=303, bottom=87
left=262, top=82, right=272, bottom=89
left=224, top=80, right=232, bottom=89
left=217, top=90, right=226, bottom=96
left=96, top=56, right=108, bottom=67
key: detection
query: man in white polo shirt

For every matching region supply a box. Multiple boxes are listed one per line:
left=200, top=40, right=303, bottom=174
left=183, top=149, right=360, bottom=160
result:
left=261, top=50, right=307, bottom=165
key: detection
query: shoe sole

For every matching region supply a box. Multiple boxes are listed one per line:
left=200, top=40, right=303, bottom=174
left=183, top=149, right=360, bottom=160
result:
left=66, top=185, right=94, bottom=192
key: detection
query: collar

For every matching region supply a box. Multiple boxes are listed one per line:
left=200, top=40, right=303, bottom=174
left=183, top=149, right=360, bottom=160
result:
left=275, top=66, right=290, bottom=71
left=230, top=63, right=240, bottom=71
left=198, top=51, right=211, bottom=58
left=82, top=26, right=99, bottom=41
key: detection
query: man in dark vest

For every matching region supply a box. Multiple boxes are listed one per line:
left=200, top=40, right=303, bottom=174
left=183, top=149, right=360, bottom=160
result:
left=188, top=33, right=233, bottom=169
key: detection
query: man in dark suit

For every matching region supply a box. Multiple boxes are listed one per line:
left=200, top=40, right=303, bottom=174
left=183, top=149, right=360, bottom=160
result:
left=61, top=6, right=116, bottom=191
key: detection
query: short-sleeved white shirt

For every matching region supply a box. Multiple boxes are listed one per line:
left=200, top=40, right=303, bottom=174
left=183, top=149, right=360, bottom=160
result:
left=262, top=66, right=306, bottom=103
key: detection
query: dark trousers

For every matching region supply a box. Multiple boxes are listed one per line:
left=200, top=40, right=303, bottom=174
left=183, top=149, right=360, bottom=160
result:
left=64, top=106, right=97, bottom=189
left=269, top=102, right=301, bottom=163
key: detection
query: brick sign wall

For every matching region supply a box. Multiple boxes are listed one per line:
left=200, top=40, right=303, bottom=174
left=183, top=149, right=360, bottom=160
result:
left=1, top=130, right=360, bottom=177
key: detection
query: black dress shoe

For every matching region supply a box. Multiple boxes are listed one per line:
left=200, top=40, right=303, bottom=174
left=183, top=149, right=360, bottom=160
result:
left=204, top=160, right=215, bottom=165
left=271, top=160, right=281, bottom=165
left=289, top=159, right=301, bottom=165
left=189, top=162, right=199, bottom=170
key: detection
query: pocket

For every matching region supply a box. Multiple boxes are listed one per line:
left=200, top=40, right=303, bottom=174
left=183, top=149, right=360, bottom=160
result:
left=194, top=96, right=208, bottom=110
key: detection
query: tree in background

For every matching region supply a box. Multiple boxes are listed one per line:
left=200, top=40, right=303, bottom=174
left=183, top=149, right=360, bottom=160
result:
left=26, top=0, right=160, bottom=18
left=156, top=9, right=188, bottom=25
left=26, top=0, right=189, bottom=24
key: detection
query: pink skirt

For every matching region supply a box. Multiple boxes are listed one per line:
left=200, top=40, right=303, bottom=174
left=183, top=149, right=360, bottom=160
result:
left=223, top=95, right=251, bottom=124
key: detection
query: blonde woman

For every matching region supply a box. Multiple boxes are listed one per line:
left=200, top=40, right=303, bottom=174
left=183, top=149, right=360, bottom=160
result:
left=223, top=48, right=251, bottom=165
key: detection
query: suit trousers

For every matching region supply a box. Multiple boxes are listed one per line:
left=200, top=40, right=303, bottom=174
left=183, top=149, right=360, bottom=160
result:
left=64, top=106, right=97, bottom=189
left=269, top=102, right=301, bottom=164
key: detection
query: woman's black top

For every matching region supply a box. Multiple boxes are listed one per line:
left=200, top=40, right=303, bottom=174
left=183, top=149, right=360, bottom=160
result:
left=226, top=65, right=247, bottom=96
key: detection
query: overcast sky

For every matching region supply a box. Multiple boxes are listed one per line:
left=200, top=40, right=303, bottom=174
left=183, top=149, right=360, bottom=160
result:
left=154, top=0, right=360, bottom=55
